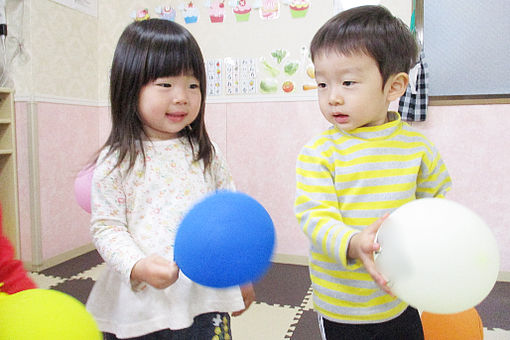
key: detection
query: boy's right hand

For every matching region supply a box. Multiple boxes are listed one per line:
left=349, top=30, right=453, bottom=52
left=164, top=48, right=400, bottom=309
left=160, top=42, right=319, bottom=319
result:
left=131, top=254, right=179, bottom=289
left=347, top=214, right=393, bottom=296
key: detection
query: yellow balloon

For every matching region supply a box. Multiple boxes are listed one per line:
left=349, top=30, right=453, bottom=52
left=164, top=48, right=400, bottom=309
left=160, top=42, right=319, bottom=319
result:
left=0, top=289, right=102, bottom=340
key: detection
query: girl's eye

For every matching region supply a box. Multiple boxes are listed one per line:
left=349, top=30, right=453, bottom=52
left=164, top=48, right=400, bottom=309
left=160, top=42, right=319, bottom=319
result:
left=343, top=81, right=355, bottom=86
left=189, top=83, right=200, bottom=89
left=157, top=83, right=172, bottom=88
left=317, top=82, right=327, bottom=89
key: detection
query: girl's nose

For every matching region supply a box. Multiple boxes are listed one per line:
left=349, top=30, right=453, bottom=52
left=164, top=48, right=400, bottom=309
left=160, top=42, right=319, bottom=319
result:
left=172, top=86, right=188, bottom=104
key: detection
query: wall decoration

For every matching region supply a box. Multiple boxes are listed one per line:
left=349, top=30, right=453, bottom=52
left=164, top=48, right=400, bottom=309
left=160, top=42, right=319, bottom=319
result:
left=259, top=78, right=278, bottom=93
left=254, top=0, right=281, bottom=20
left=282, top=80, right=295, bottom=93
left=300, top=45, right=316, bottom=90
left=283, top=60, right=299, bottom=76
left=206, top=0, right=226, bottom=23
left=270, top=48, right=287, bottom=64
left=240, top=58, right=257, bottom=94
left=179, top=1, right=200, bottom=23
left=283, top=0, right=310, bottom=18
left=258, top=47, right=317, bottom=95
left=206, top=59, right=223, bottom=96
left=230, top=0, right=252, bottom=22
left=259, top=54, right=281, bottom=94
left=155, top=6, right=177, bottom=21
left=131, top=8, right=150, bottom=21
left=225, top=58, right=257, bottom=95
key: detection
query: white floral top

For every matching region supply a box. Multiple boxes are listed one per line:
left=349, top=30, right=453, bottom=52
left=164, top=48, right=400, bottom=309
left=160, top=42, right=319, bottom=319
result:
left=86, top=138, right=244, bottom=338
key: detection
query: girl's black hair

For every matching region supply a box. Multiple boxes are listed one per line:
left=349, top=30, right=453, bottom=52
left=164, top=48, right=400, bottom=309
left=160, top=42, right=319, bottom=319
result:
left=310, top=5, right=418, bottom=88
left=100, top=19, right=214, bottom=172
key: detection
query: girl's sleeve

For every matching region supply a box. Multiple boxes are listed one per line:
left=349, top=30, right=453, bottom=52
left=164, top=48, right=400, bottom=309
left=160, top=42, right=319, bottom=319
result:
left=90, top=152, right=146, bottom=288
left=210, top=143, right=236, bottom=191
left=416, top=144, right=452, bottom=198
left=294, top=145, right=361, bottom=270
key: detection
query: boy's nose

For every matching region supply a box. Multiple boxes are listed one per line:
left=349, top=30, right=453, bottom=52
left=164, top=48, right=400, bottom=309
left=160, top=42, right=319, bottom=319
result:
left=328, top=89, right=344, bottom=105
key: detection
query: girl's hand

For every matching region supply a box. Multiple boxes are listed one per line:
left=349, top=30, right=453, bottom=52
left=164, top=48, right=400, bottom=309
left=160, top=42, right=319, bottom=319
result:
left=131, top=254, right=179, bottom=289
left=232, top=283, right=255, bottom=317
left=347, top=214, right=393, bottom=296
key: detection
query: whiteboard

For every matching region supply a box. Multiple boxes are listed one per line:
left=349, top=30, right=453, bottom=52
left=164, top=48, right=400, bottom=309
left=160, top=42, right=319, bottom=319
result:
left=424, top=1, right=510, bottom=97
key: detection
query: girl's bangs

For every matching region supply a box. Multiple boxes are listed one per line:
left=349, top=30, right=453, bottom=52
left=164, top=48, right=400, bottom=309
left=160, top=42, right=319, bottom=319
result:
left=145, top=38, right=201, bottom=81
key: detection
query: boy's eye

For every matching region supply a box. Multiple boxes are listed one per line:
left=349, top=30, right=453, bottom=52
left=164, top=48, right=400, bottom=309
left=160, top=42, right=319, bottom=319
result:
left=317, top=82, right=327, bottom=89
left=343, top=81, right=355, bottom=86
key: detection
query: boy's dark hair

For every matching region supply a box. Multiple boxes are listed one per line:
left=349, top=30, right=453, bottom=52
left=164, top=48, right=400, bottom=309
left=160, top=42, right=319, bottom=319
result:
left=310, top=5, right=418, bottom=87
left=101, top=19, right=214, bottom=172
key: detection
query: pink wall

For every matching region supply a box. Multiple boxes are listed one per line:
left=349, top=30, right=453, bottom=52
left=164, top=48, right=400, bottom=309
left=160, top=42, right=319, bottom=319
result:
left=14, top=102, right=32, bottom=261
left=36, top=103, right=102, bottom=260
left=206, top=101, right=329, bottom=257
left=15, top=102, right=107, bottom=262
left=413, top=104, right=510, bottom=272
left=207, top=101, right=510, bottom=272
left=15, top=100, right=510, bottom=273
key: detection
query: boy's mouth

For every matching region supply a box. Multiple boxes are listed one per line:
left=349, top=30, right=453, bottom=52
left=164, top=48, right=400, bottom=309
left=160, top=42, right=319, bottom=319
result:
left=333, top=113, right=349, bottom=124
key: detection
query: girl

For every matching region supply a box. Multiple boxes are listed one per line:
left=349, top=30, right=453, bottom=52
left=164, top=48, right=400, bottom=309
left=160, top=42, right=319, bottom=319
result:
left=86, top=19, right=254, bottom=339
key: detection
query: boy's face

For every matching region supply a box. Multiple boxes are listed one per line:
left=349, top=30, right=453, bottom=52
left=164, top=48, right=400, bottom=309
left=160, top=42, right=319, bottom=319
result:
left=314, top=51, right=393, bottom=131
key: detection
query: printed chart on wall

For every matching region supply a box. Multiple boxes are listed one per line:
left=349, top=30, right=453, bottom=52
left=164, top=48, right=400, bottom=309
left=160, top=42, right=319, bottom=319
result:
left=131, top=0, right=411, bottom=103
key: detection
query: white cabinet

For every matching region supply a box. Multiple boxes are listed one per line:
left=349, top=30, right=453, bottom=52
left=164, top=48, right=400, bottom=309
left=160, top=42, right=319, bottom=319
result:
left=0, top=88, right=20, bottom=258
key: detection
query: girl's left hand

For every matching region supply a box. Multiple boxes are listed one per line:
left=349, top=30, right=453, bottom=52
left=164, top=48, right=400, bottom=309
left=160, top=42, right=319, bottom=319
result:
left=232, top=283, right=255, bottom=317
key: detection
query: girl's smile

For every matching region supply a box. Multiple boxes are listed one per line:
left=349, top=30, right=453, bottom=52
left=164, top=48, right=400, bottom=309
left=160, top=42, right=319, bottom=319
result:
left=138, top=75, right=202, bottom=140
left=166, top=112, right=187, bottom=122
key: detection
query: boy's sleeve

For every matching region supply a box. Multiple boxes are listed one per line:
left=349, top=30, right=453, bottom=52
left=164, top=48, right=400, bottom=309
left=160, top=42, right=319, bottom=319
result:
left=90, top=152, right=146, bottom=289
left=294, top=144, right=361, bottom=270
left=0, top=204, right=37, bottom=294
left=416, top=145, right=452, bottom=198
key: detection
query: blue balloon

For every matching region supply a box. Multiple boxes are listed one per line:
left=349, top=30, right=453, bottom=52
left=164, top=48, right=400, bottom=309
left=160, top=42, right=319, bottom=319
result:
left=174, top=190, right=275, bottom=288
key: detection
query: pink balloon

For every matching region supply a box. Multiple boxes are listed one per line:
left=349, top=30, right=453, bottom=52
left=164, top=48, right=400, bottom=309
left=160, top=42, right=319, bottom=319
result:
left=74, top=166, right=94, bottom=213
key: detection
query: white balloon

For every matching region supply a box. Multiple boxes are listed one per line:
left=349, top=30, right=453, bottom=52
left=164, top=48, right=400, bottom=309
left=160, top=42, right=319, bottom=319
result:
left=374, top=198, right=499, bottom=314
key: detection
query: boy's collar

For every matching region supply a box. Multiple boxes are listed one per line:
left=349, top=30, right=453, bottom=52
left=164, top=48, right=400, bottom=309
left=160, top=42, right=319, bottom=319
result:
left=336, top=111, right=402, bottom=140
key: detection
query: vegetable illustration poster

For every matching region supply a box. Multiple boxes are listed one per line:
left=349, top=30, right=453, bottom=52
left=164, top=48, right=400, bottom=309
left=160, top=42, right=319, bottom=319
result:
left=259, top=47, right=316, bottom=95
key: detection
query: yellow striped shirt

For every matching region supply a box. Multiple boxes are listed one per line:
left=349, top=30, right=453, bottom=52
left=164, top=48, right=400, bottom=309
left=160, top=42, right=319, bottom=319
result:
left=295, top=112, right=451, bottom=323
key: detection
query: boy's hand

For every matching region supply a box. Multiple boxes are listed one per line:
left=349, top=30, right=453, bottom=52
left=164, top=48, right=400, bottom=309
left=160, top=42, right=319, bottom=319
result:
left=232, top=283, right=255, bottom=317
left=348, top=214, right=393, bottom=296
left=131, top=254, right=179, bottom=289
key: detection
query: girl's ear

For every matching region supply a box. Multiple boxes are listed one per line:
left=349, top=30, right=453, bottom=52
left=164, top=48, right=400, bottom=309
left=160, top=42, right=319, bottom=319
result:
left=387, top=72, right=409, bottom=102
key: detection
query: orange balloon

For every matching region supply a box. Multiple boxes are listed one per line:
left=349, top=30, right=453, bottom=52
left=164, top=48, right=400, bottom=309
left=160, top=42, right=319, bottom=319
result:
left=421, top=308, right=483, bottom=340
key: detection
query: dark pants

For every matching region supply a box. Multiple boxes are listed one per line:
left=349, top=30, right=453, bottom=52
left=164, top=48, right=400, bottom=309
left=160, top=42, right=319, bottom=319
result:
left=321, top=306, right=424, bottom=340
left=103, top=312, right=231, bottom=340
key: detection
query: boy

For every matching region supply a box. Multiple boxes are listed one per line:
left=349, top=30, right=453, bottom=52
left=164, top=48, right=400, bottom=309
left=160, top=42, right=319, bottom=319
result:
left=294, top=6, right=451, bottom=339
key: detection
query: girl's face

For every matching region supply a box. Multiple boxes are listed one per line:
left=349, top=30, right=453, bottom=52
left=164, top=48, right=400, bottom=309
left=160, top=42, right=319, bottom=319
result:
left=138, top=74, right=202, bottom=140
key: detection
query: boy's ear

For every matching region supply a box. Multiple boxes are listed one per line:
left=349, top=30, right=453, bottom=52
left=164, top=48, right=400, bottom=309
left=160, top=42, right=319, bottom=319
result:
left=387, top=72, right=409, bottom=102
